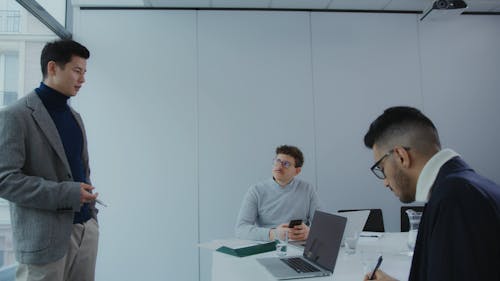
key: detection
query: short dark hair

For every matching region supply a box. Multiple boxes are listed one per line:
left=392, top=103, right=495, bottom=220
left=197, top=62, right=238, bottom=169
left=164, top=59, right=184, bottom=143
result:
left=41, top=39, right=90, bottom=79
left=364, top=106, right=441, bottom=154
left=276, top=145, right=304, bottom=168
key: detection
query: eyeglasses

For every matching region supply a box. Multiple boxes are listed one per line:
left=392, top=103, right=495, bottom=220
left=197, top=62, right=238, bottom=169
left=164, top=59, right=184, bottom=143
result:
left=273, top=158, right=293, bottom=168
left=370, top=147, right=410, bottom=179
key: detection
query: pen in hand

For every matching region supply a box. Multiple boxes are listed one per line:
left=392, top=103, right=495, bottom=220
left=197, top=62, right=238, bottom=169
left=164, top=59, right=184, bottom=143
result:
left=369, top=256, right=383, bottom=280
left=81, top=183, right=108, bottom=207
left=88, top=190, right=107, bottom=207
left=94, top=198, right=108, bottom=207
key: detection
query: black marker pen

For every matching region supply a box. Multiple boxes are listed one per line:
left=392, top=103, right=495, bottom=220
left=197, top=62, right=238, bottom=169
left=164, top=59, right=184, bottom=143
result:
left=369, top=256, right=383, bottom=280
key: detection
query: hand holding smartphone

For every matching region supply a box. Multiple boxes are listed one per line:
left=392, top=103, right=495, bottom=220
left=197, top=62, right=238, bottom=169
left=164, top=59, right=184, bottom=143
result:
left=288, top=219, right=302, bottom=228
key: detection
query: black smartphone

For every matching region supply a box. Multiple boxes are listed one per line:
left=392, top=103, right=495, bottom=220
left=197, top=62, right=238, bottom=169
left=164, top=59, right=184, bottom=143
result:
left=288, top=219, right=302, bottom=228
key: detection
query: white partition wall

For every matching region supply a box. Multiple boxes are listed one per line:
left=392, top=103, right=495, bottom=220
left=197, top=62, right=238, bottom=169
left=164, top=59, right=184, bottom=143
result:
left=311, top=12, right=424, bottom=228
left=72, top=10, right=199, bottom=281
left=419, top=16, right=500, bottom=181
left=71, top=8, right=500, bottom=281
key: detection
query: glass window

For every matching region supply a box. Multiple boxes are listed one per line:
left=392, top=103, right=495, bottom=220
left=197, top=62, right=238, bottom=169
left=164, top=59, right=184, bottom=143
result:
left=0, top=0, right=58, bottom=278
left=36, top=0, right=66, bottom=27
left=0, top=52, right=19, bottom=106
left=0, top=10, right=20, bottom=32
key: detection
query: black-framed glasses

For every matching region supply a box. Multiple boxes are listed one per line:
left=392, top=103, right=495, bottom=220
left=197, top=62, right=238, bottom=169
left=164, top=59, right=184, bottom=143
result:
left=273, top=158, right=293, bottom=168
left=370, top=147, right=410, bottom=179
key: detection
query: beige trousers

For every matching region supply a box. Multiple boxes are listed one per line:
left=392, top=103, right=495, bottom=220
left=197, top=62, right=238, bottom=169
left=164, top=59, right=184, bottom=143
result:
left=16, top=218, right=99, bottom=281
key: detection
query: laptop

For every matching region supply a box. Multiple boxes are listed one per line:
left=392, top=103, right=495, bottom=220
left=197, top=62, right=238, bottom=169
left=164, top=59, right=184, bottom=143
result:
left=336, top=210, right=370, bottom=245
left=257, top=211, right=347, bottom=280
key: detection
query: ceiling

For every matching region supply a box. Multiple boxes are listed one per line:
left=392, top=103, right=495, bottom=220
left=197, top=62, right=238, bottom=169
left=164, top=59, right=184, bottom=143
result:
left=72, top=0, right=500, bottom=13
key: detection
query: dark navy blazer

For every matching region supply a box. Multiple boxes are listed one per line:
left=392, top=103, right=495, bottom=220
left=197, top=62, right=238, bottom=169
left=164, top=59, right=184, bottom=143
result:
left=409, top=156, right=500, bottom=281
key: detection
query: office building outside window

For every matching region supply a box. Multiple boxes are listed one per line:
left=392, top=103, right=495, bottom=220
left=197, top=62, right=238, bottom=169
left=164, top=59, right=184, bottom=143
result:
left=0, top=0, right=59, bottom=279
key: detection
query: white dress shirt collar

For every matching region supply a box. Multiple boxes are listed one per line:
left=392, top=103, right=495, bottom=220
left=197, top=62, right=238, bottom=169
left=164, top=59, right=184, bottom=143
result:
left=415, top=148, right=460, bottom=203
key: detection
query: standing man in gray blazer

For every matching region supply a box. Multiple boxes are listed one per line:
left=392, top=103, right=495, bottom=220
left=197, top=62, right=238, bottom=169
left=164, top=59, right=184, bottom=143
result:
left=0, top=40, right=99, bottom=281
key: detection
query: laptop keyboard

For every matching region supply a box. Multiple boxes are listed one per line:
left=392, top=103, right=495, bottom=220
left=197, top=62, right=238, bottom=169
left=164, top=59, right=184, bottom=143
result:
left=281, top=257, right=320, bottom=273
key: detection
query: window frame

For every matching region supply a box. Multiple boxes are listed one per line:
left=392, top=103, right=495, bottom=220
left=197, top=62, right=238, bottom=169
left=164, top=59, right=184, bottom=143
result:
left=15, top=0, right=71, bottom=39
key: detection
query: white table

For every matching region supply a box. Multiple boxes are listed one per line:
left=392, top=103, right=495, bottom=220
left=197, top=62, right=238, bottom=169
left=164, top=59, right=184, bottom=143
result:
left=211, top=232, right=412, bottom=281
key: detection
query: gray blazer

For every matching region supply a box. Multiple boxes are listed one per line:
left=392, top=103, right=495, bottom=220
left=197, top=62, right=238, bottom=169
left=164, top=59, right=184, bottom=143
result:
left=0, top=91, right=96, bottom=264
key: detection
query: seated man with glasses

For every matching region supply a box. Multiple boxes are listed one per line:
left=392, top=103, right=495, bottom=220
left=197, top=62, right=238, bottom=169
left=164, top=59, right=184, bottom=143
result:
left=363, top=106, right=500, bottom=281
left=235, top=145, right=320, bottom=241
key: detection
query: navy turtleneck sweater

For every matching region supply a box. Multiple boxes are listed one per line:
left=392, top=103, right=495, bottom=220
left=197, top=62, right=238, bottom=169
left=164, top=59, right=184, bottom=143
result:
left=35, top=82, right=91, bottom=224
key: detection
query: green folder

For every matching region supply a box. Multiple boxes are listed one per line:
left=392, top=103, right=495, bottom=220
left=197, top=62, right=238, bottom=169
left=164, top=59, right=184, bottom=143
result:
left=216, top=241, right=276, bottom=257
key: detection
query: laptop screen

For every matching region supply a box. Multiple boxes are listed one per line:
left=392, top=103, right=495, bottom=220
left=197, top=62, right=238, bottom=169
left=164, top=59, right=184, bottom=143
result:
left=302, top=211, right=347, bottom=272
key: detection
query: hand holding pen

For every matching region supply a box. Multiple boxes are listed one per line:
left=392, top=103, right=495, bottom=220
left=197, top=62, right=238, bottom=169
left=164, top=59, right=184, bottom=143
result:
left=363, top=270, right=398, bottom=281
left=369, top=256, right=383, bottom=280
left=363, top=256, right=398, bottom=281
left=80, top=183, right=107, bottom=207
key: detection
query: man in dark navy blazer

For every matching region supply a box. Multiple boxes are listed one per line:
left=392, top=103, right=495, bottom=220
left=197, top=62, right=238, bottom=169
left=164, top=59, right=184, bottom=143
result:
left=362, top=106, right=500, bottom=281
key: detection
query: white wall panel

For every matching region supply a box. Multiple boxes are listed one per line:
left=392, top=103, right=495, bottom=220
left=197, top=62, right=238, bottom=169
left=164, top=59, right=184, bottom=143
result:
left=73, top=10, right=198, bottom=281
left=311, top=12, right=423, bottom=231
left=420, top=15, right=500, bottom=184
